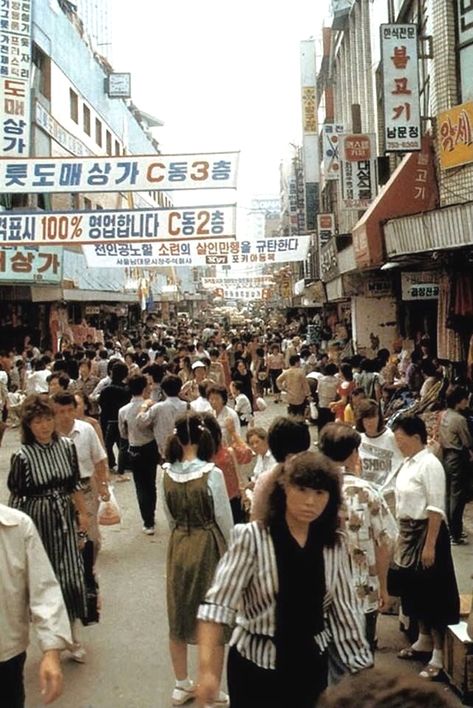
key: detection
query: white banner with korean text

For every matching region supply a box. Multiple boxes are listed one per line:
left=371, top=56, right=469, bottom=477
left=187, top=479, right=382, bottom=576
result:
left=201, top=275, right=274, bottom=289
left=381, top=24, right=421, bottom=152
left=81, top=235, right=311, bottom=268
left=0, top=205, right=236, bottom=245
left=0, top=0, right=32, bottom=158
left=340, top=134, right=377, bottom=210
left=0, top=152, right=239, bottom=193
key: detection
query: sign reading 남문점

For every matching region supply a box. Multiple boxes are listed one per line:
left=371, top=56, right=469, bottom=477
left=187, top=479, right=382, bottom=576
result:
left=81, top=236, right=311, bottom=268
left=0, top=206, right=237, bottom=245
left=0, top=0, right=32, bottom=159
left=0, top=152, right=239, bottom=193
left=340, top=134, right=377, bottom=209
left=381, top=24, right=421, bottom=152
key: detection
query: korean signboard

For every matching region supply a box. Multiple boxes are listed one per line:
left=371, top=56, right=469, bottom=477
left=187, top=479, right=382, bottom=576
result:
left=201, top=276, right=274, bottom=289
left=0, top=205, right=237, bottom=245
left=0, top=152, right=240, bottom=193
left=0, top=0, right=32, bottom=158
left=82, top=235, right=311, bottom=268
left=35, top=101, right=94, bottom=157
left=300, top=39, right=320, bottom=228
left=438, top=101, right=473, bottom=169
left=401, top=271, right=440, bottom=300
left=216, top=287, right=268, bottom=301
left=322, top=124, right=343, bottom=180
left=319, top=239, right=339, bottom=283
left=0, top=246, right=62, bottom=283
left=340, top=134, right=377, bottom=209
left=457, top=0, right=473, bottom=102
left=316, top=213, right=335, bottom=248
left=381, top=24, right=421, bottom=152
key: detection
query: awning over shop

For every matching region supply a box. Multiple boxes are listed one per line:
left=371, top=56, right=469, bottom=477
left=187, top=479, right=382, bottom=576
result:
left=352, top=136, right=438, bottom=269
left=31, top=287, right=140, bottom=303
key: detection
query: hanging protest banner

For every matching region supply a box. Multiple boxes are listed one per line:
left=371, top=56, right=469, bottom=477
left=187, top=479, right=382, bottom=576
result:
left=381, top=24, right=421, bottom=152
left=0, top=205, right=237, bottom=245
left=216, top=287, right=267, bottom=301
left=81, top=235, right=311, bottom=268
left=201, top=276, right=274, bottom=289
left=0, top=152, right=239, bottom=193
left=0, top=0, right=32, bottom=158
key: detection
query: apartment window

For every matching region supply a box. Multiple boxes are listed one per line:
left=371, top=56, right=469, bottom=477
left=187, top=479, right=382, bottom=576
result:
left=115, top=140, right=121, bottom=155
left=95, top=118, right=102, bottom=146
left=32, top=43, right=51, bottom=99
left=70, top=88, right=79, bottom=123
left=83, top=104, right=91, bottom=135
left=106, top=130, right=112, bottom=155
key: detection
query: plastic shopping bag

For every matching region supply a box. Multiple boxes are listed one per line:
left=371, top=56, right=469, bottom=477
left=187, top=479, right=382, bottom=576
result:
left=309, top=401, right=319, bottom=421
left=98, top=487, right=121, bottom=525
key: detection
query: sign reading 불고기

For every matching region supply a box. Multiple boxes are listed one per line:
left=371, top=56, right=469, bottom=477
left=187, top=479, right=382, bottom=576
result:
left=0, top=152, right=239, bottom=193
left=340, top=134, right=377, bottom=209
left=0, top=246, right=62, bottom=283
left=381, top=24, right=421, bottom=152
left=0, top=205, right=237, bottom=245
left=0, top=0, right=32, bottom=158
left=81, top=235, right=311, bottom=268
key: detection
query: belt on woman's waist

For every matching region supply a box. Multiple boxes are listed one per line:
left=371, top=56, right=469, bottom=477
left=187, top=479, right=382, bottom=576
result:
left=21, top=488, right=71, bottom=533
left=174, top=520, right=216, bottom=531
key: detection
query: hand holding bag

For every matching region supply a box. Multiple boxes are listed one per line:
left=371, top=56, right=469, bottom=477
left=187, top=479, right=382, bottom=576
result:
left=98, top=486, right=121, bottom=525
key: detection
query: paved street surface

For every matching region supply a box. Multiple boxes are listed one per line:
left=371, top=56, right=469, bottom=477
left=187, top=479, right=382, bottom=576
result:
left=1, top=399, right=471, bottom=707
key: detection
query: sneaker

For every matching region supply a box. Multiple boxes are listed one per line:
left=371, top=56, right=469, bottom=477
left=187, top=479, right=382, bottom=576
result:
left=452, top=537, right=468, bottom=545
left=69, top=644, right=86, bottom=663
left=142, top=525, right=155, bottom=535
left=115, top=474, right=131, bottom=483
left=212, top=690, right=230, bottom=706
left=171, top=681, right=196, bottom=705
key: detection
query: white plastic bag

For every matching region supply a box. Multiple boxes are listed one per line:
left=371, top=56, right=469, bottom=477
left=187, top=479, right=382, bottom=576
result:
left=309, top=402, right=319, bottom=421
left=98, top=487, right=121, bottom=526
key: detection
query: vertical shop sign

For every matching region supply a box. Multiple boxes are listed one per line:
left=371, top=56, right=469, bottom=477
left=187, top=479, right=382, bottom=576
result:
left=340, top=134, right=377, bottom=209
left=381, top=24, right=421, bottom=152
left=438, top=101, right=473, bottom=169
left=322, top=124, right=344, bottom=180
left=0, top=0, right=32, bottom=157
left=317, top=214, right=335, bottom=248
left=300, top=40, right=320, bottom=232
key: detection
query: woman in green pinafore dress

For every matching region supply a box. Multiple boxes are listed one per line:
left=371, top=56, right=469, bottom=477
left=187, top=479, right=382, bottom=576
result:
left=162, top=412, right=233, bottom=706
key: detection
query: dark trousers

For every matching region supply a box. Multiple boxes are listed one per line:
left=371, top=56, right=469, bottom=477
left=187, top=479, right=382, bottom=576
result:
left=0, top=652, right=26, bottom=708
left=287, top=401, right=307, bottom=417
left=444, top=449, right=468, bottom=540
left=316, top=407, right=335, bottom=432
left=128, top=440, right=159, bottom=527
left=103, top=421, right=128, bottom=473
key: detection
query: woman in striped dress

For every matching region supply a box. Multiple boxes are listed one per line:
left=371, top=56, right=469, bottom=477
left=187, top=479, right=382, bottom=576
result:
left=7, top=395, right=88, bottom=649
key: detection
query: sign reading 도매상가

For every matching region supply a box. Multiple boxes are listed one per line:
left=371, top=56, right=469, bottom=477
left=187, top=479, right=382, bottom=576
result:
left=81, top=235, right=311, bottom=268
left=0, top=246, right=62, bottom=283
left=0, top=205, right=237, bottom=245
left=0, top=152, right=239, bottom=193
left=381, top=24, right=421, bottom=152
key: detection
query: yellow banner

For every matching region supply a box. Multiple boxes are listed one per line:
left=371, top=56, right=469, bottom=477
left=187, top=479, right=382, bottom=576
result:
left=438, top=101, right=473, bottom=169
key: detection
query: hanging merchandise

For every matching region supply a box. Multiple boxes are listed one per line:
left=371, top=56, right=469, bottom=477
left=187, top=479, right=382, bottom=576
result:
left=437, top=273, right=462, bottom=362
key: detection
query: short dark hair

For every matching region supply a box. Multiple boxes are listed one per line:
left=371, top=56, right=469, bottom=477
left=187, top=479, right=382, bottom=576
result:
left=47, top=372, right=70, bottom=390
left=391, top=413, right=427, bottom=444
left=20, top=395, right=57, bottom=445
left=324, top=363, right=338, bottom=376
left=289, top=354, right=300, bottom=366
left=267, top=416, right=310, bottom=462
left=128, top=374, right=148, bottom=396
left=265, top=450, right=341, bottom=546
left=165, top=412, right=215, bottom=463
left=207, top=384, right=228, bottom=405
left=318, top=422, right=361, bottom=462
left=231, top=380, right=243, bottom=393
left=355, top=399, right=384, bottom=433
left=161, top=374, right=182, bottom=397
left=446, top=384, right=469, bottom=409
left=201, top=412, right=222, bottom=451
left=52, top=392, right=77, bottom=408
left=319, top=667, right=456, bottom=708
left=110, top=361, right=129, bottom=384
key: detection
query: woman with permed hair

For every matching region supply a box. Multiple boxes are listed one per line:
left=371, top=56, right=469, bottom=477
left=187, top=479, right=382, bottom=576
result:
left=196, top=450, right=372, bottom=707
left=161, top=411, right=233, bottom=706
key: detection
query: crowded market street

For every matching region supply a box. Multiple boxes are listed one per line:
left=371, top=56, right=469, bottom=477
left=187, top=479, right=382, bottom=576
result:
left=0, top=398, right=470, bottom=707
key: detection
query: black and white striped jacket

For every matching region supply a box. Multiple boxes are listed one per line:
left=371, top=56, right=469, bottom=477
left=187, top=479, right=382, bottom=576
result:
left=198, top=521, right=373, bottom=671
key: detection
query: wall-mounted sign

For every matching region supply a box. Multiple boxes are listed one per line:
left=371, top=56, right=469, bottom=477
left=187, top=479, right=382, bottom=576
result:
left=401, top=271, right=440, bottom=300
left=340, top=134, right=377, bottom=209
left=0, top=205, right=237, bottom=245
left=0, top=0, right=32, bottom=158
left=438, top=101, right=473, bottom=169
left=106, top=73, right=131, bottom=99
left=381, top=24, right=421, bottom=152
left=317, top=213, right=335, bottom=247
left=322, top=124, right=343, bottom=180
left=82, top=235, right=311, bottom=268
left=0, top=246, right=62, bottom=283
left=0, top=152, right=239, bottom=193
left=35, top=101, right=94, bottom=157
left=319, top=239, right=339, bottom=283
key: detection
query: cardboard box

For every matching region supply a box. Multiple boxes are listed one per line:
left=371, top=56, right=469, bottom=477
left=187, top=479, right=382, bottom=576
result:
left=444, top=622, right=473, bottom=702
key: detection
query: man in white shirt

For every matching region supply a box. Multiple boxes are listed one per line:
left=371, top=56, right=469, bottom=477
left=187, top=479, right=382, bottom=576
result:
left=230, top=380, right=252, bottom=427
left=52, top=392, right=109, bottom=563
left=190, top=382, right=213, bottom=414
left=137, top=374, right=188, bottom=459
left=207, top=384, right=241, bottom=446
left=25, top=359, right=51, bottom=394
left=0, top=503, right=71, bottom=706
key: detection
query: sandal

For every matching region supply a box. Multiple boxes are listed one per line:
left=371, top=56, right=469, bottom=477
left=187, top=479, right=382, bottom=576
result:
left=397, top=647, right=431, bottom=660
left=419, top=664, right=443, bottom=680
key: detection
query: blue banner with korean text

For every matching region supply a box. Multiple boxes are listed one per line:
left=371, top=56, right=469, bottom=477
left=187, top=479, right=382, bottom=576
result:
left=0, top=152, right=239, bottom=193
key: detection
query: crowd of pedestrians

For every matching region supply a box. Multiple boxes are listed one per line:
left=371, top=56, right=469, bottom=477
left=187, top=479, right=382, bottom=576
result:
left=0, top=318, right=472, bottom=706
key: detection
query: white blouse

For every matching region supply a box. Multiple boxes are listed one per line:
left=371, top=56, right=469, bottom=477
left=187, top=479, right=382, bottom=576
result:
left=395, top=447, right=446, bottom=521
